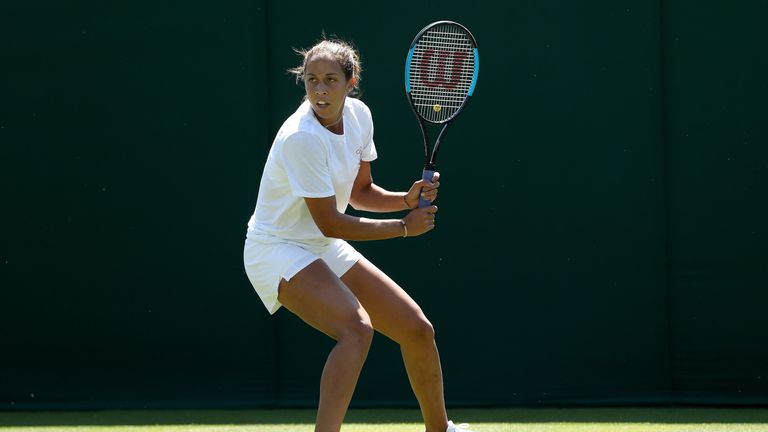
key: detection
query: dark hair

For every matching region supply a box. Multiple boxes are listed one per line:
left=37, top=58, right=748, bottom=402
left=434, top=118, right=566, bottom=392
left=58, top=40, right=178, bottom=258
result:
left=288, top=37, right=362, bottom=96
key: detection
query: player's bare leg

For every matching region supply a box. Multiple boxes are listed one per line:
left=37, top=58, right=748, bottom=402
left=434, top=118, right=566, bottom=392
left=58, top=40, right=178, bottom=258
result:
left=342, top=258, right=449, bottom=432
left=278, top=259, right=373, bottom=432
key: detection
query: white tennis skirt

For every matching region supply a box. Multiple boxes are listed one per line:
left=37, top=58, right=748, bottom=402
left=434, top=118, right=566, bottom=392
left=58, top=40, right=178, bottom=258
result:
left=243, top=236, right=362, bottom=314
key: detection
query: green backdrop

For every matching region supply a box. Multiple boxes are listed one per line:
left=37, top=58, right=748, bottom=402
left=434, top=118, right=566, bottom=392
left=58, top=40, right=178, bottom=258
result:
left=1, top=0, right=766, bottom=409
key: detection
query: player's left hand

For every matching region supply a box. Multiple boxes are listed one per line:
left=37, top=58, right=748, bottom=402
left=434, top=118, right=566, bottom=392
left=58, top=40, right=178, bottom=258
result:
left=404, top=171, right=440, bottom=209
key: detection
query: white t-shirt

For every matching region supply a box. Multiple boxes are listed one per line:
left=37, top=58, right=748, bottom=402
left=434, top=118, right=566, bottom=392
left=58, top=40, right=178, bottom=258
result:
left=246, top=97, right=378, bottom=251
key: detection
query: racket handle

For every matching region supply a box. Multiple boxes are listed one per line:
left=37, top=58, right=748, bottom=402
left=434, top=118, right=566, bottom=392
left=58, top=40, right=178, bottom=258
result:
left=418, top=169, right=435, bottom=208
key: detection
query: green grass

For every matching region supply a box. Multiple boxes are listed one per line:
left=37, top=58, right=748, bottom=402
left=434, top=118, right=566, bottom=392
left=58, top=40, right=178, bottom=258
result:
left=1, top=408, right=768, bottom=432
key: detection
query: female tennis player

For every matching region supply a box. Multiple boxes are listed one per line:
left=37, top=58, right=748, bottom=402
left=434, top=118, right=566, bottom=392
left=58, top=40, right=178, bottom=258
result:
left=243, top=38, right=475, bottom=432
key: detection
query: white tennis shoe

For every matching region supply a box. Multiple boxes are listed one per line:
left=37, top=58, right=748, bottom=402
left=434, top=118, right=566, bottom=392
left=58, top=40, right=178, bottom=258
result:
left=446, top=420, right=476, bottom=432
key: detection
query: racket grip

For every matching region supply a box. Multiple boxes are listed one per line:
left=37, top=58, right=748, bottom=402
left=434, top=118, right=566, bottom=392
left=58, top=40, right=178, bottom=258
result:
left=418, top=169, right=435, bottom=208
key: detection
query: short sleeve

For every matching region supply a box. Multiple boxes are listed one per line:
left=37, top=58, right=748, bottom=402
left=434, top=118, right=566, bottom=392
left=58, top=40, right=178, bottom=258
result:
left=279, top=133, right=335, bottom=198
left=360, top=104, right=378, bottom=162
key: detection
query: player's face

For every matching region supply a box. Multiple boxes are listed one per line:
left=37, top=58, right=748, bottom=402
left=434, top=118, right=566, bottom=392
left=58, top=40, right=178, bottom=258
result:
left=304, top=55, right=353, bottom=127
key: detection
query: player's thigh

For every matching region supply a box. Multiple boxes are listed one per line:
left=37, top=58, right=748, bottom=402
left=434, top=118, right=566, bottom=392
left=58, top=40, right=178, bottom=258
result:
left=341, top=257, right=433, bottom=344
left=278, top=259, right=371, bottom=341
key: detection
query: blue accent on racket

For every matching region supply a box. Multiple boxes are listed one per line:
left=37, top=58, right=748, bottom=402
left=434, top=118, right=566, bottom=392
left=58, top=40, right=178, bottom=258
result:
left=405, top=47, right=415, bottom=93
left=469, top=48, right=480, bottom=96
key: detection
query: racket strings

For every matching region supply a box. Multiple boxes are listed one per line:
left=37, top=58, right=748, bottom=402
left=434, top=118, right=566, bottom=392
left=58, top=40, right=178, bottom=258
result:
left=409, top=24, right=475, bottom=122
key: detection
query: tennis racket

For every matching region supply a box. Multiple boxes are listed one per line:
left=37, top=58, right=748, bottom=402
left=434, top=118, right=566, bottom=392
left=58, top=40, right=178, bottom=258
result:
left=405, top=20, right=479, bottom=207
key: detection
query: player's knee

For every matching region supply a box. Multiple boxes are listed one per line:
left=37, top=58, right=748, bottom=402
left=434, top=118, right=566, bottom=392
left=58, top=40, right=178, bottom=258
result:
left=418, top=317, right=436, bottom=342
left=339, top=312, right=374, bottom=349
left=408, top=316, right=435, bottom=345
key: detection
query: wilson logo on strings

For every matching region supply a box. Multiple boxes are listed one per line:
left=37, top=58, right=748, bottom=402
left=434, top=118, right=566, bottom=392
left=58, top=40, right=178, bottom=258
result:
left=418, top=49, right=468, bottom=89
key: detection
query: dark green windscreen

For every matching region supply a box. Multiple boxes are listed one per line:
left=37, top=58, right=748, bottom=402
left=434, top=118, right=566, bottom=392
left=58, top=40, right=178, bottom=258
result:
left=1, top=0, right=766, bottom=409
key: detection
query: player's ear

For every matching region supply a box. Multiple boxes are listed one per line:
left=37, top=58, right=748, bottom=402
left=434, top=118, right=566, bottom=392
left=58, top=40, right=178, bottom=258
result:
left=347, top=77, right=357, bottom=92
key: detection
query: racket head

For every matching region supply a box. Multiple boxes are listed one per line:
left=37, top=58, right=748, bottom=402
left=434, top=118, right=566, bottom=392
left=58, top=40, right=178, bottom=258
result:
left=405, top=21, right=479, bottom=125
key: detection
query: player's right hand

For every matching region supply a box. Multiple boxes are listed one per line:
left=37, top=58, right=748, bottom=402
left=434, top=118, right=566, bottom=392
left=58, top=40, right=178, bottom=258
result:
left=402, top=205, right=438, bottom=236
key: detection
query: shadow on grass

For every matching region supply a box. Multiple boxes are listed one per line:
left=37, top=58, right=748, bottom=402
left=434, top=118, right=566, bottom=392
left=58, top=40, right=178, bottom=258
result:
left=0, top=408, right=768, bottom=427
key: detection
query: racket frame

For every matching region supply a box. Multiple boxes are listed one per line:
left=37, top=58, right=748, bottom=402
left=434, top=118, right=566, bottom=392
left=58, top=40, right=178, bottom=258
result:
left=404, top=20, right=479, bottom=207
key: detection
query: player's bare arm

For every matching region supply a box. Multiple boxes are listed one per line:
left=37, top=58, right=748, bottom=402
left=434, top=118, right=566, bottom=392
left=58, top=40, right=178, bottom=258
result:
left=349, top=162, right=440, bottom=212
left=306, top=195, right=437, bottom=239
